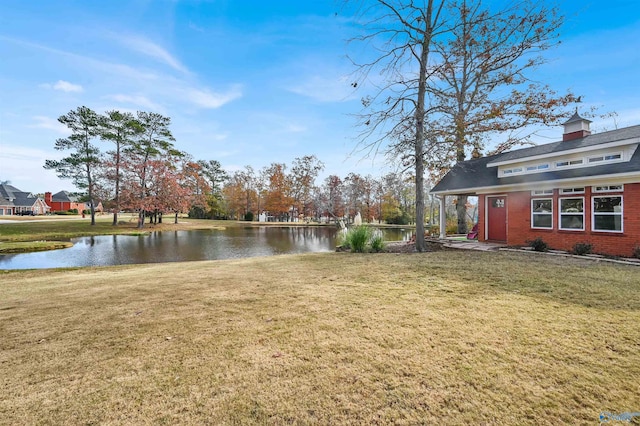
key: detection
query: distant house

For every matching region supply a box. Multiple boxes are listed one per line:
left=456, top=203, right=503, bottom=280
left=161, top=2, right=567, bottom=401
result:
left=0, top=184, right=49, bottom=215
left=431, top=113, right=640, bottom=258
left=0, top=196, right=14, bottom=215
left=85, top=200, right=104, bottom=213
left=45, top=191, right=86, bottom=212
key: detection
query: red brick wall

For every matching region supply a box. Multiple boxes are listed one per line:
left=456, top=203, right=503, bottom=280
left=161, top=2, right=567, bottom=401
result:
left=48, top=201, right=85, bottom=212
left=478, top=183, right=640, bottom=257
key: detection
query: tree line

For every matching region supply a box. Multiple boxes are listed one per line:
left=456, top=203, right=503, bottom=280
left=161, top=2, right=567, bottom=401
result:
left=215, top=164, right=437, bottom=225
left=44, top=106, right=431, bottom=227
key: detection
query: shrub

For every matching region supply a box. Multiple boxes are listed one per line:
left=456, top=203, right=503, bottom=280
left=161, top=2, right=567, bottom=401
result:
left=345, top=226, right=372, bottom=253
left=572, top=242, right=593, bottom=256
left=244, top=211, right=254, bottom=221
left=445, top=218, right=459, bottom=234
left=369, top=229, right=386, bottom=253
left=632, top=244, right=640, bottom=259
left=339, top=226, right=389, bottom=253
left=527, top=237, right=548, bottom=252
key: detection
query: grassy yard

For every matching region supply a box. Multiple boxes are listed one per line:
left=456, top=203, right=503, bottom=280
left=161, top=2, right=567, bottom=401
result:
left=0, top=215, right=233, bottom=243
left=1, top=251, right=639, bottom=424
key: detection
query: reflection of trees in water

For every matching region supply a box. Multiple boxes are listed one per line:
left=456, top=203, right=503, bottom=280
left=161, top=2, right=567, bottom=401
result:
left=3, top=227, right=412, bottom=270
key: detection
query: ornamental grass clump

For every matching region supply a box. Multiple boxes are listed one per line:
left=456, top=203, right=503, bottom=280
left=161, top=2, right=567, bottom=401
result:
left=370, top=229, right=386, bottom=252
left=339, top=225, right=385, bottom=253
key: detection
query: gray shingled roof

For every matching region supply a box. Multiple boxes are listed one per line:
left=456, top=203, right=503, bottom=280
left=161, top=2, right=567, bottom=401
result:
left=0, top=184, right=40, bottom=208
left=0, top=196, right=14, bottom=207
left=488, top=125, right=640, bottom=165
left=563, top=111, right=592, bottom=125
left=52, top=191, right=80, bottom=202
left=432, top=125, right=640, bottom=194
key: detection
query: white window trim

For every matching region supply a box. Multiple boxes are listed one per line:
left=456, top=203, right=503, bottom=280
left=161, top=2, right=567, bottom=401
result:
left=560, top=187, right=585, bottom=194
left=555, top=158, right=584, bottom=169
left=592, top=184, right=624, bottom=193
left=531, top=198, right=553, bottom=229
left=587, top=151, right=624, bottom=164
left=531, top=189, right=553, bottom=196
left=559, top=197, right=585, bottom=231
left=591, top=195, right=623, bottom=233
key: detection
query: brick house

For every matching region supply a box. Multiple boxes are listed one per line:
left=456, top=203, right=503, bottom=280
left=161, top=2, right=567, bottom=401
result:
left=431, top=113, right=640, bottom=257
left=45, top=191, right=86, bottom=212
left=0, top=184, right=49, bottom=215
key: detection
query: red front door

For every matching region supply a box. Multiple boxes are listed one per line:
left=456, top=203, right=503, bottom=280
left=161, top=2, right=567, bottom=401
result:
left=487, top=196, right=507, bottom=241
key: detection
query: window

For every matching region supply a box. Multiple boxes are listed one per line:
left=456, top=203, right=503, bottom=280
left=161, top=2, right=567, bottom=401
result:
left=501, top=167, right=523, bottom=176
left=560, top=187, right=585, bottom=194
left=592, top=196, right=623, bottom=232
left=556, top=159, right=584, bottom=168
left=593, top=185, right=623, bottom=193
left=531, top=189, right=553, bottom=196
left=531, top=199, right=553, bottom=229
left=588, top=152, right=622, bottom=164
left=559, top=198, right=584, bottom=230
left=526, top=163, right=549, bottom=172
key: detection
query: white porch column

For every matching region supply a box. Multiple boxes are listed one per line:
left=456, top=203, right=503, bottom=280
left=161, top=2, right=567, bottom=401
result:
left=438, top=195, right=447, bottom=239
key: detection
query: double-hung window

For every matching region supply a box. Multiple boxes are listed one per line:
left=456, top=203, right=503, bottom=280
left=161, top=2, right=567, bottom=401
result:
left=531, top=199, right=553, bottom=229
left=559, top=198, right=584, bottom=230
left=592, top=196, right=623, bottom=232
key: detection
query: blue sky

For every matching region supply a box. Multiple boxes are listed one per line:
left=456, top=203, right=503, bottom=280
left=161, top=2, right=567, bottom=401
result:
left=1, top=0, right=639, bottom=193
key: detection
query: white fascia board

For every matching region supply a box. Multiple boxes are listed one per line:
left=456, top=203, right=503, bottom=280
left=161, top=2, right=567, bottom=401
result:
left=430, top=171, right=640, bottom=196
left=486, top=139, right=640, bottom=168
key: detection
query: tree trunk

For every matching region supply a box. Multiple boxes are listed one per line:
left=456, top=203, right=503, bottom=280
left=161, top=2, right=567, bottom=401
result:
left=174, top=212, right=179, bottom=224
left=456, top=195, right=468, bottom=235
left=138, top=210, right=145, bottom=228
left=413, top=6, right=434, bottom=252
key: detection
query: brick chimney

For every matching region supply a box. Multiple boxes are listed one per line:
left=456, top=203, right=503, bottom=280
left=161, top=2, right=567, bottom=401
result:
left=44, top=192, right=52, bottom=205
left=562, top=111, right=592, bottom=141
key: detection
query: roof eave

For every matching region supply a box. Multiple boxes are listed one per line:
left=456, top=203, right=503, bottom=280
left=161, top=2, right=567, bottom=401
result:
left=486, top=138, right=640, bottom=168
left=431, top=170, right=640, bottom=196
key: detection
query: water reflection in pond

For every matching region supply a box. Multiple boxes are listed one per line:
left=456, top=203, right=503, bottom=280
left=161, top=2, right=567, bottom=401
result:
left=0, top=226, right=413, bottom=270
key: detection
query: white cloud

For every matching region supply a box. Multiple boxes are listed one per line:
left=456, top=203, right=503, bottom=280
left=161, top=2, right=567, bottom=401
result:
left=187, top=85, right=243, bottom=109
left=40, top=80, right=84, bottom=92
left=3, top=36, right=159, bottom=83
left=188, top=22, right=205, bottom=33
left=286, top=123, right=307, bottom=133
left=0, top=146, right=75, bottom=192
left=111, top=33, right=190, bottom=74
left=30, top=116, right=69, bottom=134
left=106, top=94, right=162, bottom=111
left=53, top=80, right=83, bottom=92
left=285, top=74, right=356, bottom=103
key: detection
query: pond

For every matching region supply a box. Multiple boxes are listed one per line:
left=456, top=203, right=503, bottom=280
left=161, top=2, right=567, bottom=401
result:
left=0, top=226, right=413, bottom=270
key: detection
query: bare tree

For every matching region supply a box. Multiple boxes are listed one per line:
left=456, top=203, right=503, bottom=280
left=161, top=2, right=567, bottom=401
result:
left=351, top=0, right=578, bottom=238
left=349, top=0, right=446, bottom=251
